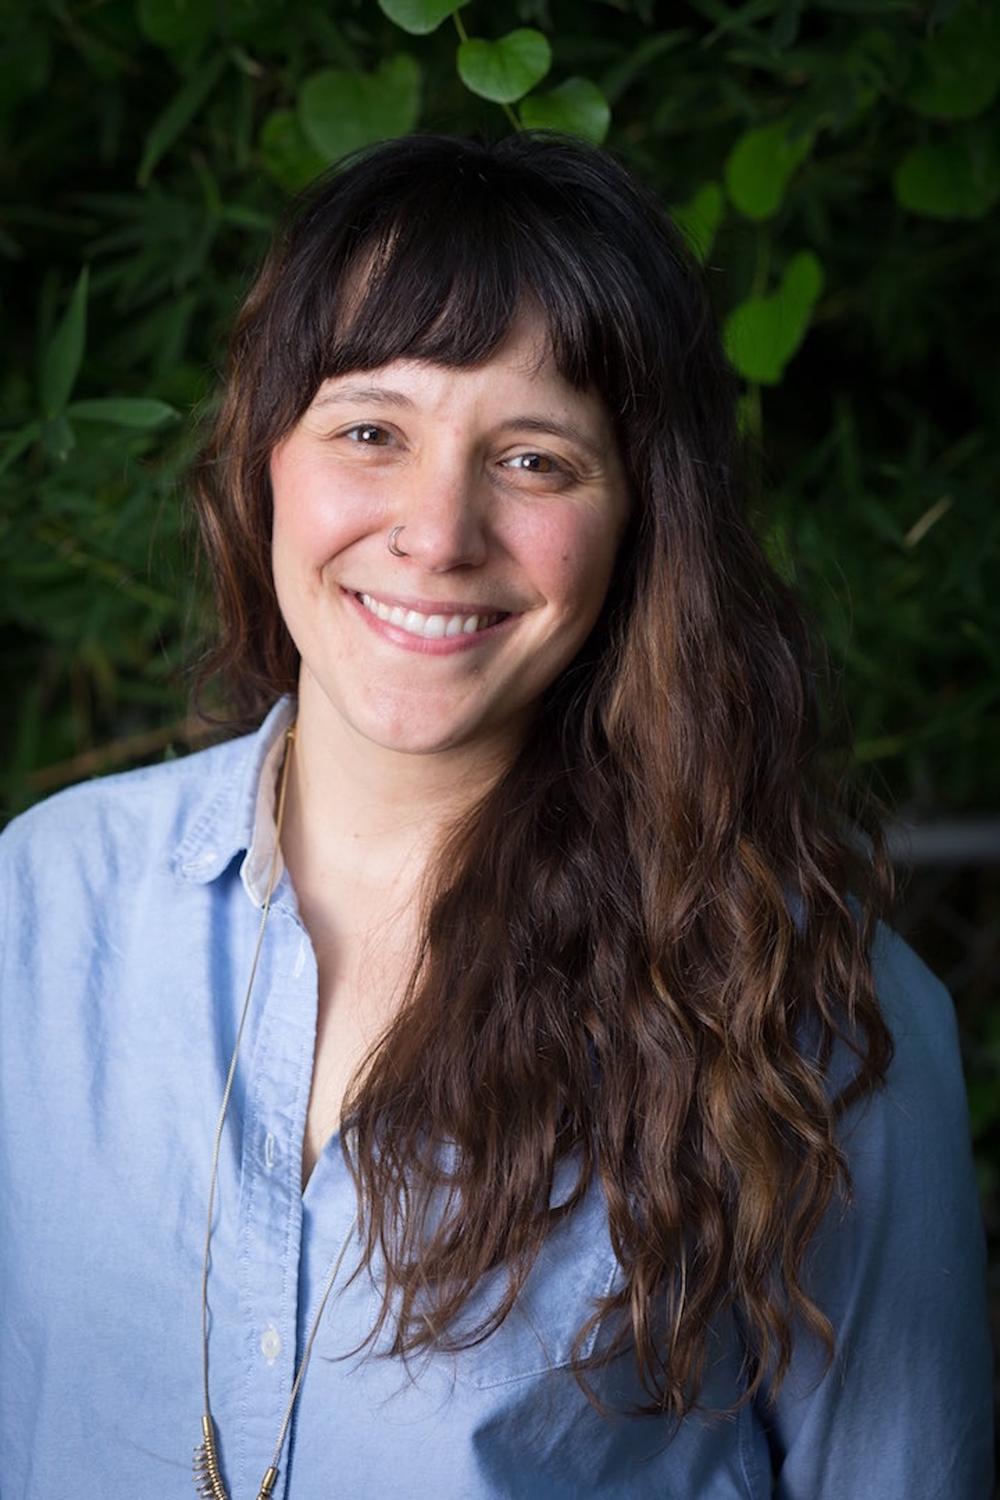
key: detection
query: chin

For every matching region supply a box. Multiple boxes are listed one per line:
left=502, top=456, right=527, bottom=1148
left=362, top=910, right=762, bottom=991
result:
left=372, top=729, right=476, bottom=757
left=347, top=708, right=483, bottom=757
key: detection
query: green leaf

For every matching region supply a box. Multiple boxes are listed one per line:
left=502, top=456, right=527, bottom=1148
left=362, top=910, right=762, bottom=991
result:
left=967, top=1074, right=1000, bottom=1134
left=457, top=29, right=551, bottom=104
left=40, top=414, right=76, bottom=464
left=893, top=136, right=1000, bottom=219
left=770, top=0, right=803, bottom=50
left=299, top=55, right=421, bottom=164
left=781, top=250, right=824, bottom=315
left=40, top=267, right=89, bottom=418
left=723, top=250, right=824, bottom=384
left=137, top=51, right=228, bottom=188
left=0, top=421, right=41, bottom=478
left=377, top=0, right=466, bottom=34
left=671, top=181, right=725, bottom=262
left=258, top=109, right=328, bottom=191
left=519, top=77, right=610, bottom=143
left=0, top=24, right=50, bottom=113
left=68, top=397, right=179, bottom=428
left=137, top=0, right=213, bottom=52
left=599, top=28, right=690, bottom=105
left=222, top=0, right=287, bottom=44
left=724, top=119, right=814, bottom=221
left=905, top=4, right=1000, bottom=121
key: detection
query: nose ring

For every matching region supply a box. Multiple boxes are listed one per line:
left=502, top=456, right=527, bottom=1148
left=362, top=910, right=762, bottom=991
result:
left=387, top=525, right=408, bottom=557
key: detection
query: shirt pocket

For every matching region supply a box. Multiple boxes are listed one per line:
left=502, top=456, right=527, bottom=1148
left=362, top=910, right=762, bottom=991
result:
left=314, top=1157, right=626, bottom=1391
left=448, top=1200, right=624, bottom=1390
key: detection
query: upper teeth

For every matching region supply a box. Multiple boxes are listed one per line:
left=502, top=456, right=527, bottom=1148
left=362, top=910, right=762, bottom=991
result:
left=358, top=593, right=502, bottom=639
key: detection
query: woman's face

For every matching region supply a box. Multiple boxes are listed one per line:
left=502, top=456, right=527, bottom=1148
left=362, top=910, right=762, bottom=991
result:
left=269, top=307, right=631, bottom=759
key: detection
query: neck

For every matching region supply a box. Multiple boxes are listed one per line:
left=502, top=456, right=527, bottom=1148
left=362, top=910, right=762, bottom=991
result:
left=280, top=670, right=519, bottom=902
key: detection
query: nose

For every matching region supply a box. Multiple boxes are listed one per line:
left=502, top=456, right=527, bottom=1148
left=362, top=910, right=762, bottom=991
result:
left=387, top=451, right=489, bottom=571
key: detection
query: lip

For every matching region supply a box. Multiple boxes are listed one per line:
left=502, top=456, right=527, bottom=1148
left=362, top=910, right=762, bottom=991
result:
left=342, top=587, right=519, bottom=655
left=343, top=586, right=517, bottom=617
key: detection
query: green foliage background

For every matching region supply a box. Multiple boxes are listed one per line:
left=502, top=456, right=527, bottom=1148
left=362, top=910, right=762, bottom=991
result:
left=2, top=0, right=998, bottom=1335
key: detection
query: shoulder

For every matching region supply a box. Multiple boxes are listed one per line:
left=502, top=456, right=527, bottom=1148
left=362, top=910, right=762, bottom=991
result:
left=814, top=918, right=982, bottom=1296
left=838, top=919, right=968, bottom=1147
left=759, top=918, right=993, bottom=1492
left=0, top=731, right=255, bottom=900
left=790, top=897, right=966, bottom=1131
left=870, top=918, right=959, bottom=1049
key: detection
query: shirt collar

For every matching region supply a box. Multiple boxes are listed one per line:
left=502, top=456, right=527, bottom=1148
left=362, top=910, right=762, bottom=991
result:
left=171, top=694, right=296, bottom=908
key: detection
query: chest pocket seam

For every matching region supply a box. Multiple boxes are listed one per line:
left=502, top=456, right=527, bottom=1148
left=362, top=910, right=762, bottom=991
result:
left=313, top=1163, right=625, bottom=1389
left=454, top=1243, right=624, bottom=1389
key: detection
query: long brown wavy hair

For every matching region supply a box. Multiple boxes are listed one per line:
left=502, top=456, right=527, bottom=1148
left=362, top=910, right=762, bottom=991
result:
left=188, top=130, right=896, bottom=1425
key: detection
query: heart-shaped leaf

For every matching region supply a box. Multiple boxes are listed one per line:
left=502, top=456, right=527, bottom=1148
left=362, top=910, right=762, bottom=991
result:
left=68, top=398, right=179, bottom=428
left=670, top=182, right=725, bottom=262
left=893, top=136, right=1000, bottom=219
left=299, top=55, right=421, bottom=164
left=259, top=108, right=328, bottom=191
left=905, top=4, right=1000, bottom=121
left=40, top=267, right=88, bottom=418
left=724, top=120, right=813, bottom=221
left=724, top=251, right=824, bottom=385
left=457, top=29, right=551, bottom=104
left=378, top=0, right=466, bottom=35
left=519, top=77, right=610, bottom=144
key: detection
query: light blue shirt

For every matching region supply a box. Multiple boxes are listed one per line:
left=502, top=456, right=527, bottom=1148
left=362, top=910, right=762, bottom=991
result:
left=1, top=696, right=993, bottom=1498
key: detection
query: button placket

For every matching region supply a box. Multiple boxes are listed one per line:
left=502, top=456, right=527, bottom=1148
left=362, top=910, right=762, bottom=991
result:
left=232, top=915, right=314, bottom=1496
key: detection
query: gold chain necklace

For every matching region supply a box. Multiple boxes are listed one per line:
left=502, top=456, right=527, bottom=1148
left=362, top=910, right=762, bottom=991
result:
left=194, top=721, right=358, bottom=1500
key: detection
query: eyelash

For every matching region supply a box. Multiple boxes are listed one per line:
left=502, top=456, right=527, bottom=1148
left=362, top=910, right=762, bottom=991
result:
left=337, top=423, right=571, bottom=478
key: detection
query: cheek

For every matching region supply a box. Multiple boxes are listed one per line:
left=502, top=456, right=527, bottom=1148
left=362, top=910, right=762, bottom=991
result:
left=511, top=506, right=622, bottom=617
left=269, top=445, right=378, bottom=570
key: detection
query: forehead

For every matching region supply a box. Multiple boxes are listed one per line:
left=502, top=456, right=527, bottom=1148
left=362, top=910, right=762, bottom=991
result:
left=309, top=308, right=609, bottom=428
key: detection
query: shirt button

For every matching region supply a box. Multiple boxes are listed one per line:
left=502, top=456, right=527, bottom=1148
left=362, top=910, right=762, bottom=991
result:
left=260, top=1324, right=282, bottom=1364
left=264, top=1132, right=277, bottom=1170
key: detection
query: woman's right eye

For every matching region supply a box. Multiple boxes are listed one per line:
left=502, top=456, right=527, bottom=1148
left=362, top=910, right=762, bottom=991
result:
left=341, top=423, right=391, bottom=445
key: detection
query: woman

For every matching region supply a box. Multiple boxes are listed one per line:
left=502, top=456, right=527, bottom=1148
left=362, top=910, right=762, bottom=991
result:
left=0, top=131, right=992, bottom=1499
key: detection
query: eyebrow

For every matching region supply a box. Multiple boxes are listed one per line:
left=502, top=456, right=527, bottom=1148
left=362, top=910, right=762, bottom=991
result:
left=311, top=385, right=413, bottom=411
left=309, top=384, right=604, bottom=463
left=497, top=414, right=603, bottom=465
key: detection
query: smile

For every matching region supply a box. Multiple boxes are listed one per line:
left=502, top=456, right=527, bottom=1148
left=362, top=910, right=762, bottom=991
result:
left=355, top=592, right=507, bottom=640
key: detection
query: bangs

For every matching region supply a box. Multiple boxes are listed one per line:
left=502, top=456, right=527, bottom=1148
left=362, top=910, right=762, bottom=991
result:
left=275, top=135, right=651, bottom=428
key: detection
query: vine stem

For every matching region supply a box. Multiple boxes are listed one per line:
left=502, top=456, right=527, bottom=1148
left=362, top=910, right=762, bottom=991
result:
left=452, top=10, right=522, bottom=131
left=743, top=384, right=762, bottom=442
left=751, top=228, right=771, bottom=299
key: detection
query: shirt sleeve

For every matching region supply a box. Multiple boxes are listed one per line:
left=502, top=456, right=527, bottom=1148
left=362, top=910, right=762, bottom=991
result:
left=753, top=921, right=995, bottom=1500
